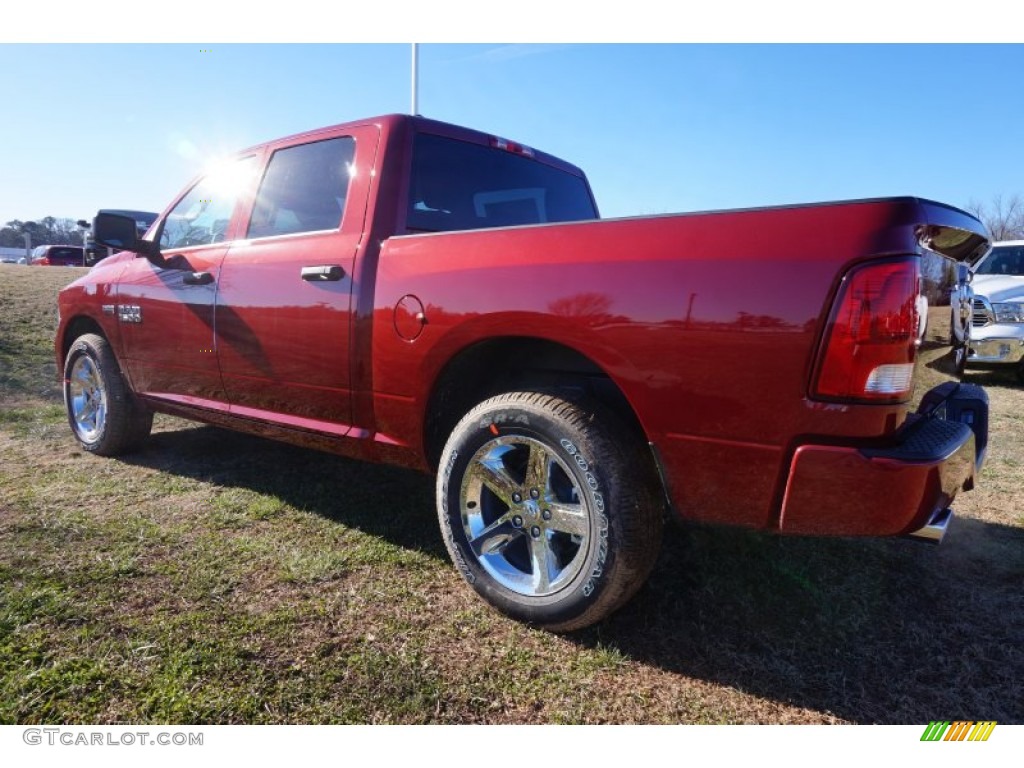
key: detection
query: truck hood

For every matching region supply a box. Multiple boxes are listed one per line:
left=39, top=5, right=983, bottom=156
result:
left=971, top=273, right=1024, bottom=302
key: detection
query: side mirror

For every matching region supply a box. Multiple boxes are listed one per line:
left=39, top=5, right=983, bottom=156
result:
left=94, top=212, right=162, bottom=263
left=94, top=212, right=140, bottom=250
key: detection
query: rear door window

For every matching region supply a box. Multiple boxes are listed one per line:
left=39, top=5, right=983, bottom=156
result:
left=246, top=137, right=356, bottom=239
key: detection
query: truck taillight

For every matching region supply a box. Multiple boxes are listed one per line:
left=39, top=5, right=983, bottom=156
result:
left=813, top=258, right=920, bottom=402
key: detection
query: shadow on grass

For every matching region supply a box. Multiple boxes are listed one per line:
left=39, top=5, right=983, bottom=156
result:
left=584, top=517, right=1024, bottom=724
left=964, top=369, right=1023, bottom=389
left=120, top=422, right=1022, bottom=724
left=119, top=423, right=446, bottom=561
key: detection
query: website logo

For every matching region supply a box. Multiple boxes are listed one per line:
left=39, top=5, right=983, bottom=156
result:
left=920, top=721, right=996, bottom=742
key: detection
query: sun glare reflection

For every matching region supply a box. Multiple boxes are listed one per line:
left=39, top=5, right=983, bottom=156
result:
left=203, top=156, right=256, bottom=198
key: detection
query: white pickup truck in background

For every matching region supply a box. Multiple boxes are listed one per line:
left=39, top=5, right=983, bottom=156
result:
left=968, top=240, right=1024, bottom=382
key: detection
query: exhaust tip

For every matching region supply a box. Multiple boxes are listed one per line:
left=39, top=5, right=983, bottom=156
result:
left=905, top=507, right=953, bottom=545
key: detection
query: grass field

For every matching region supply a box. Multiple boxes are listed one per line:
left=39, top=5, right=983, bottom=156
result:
left=1, top=263, right=1022, bottom=724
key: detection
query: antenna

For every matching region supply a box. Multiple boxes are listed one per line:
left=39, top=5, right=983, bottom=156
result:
left=411, top=43, right=419, bottom=116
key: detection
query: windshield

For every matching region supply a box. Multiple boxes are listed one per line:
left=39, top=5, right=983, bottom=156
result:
left=406, top=134, right=597, bottom=233
left=974, top=245, right=1024, bottom=276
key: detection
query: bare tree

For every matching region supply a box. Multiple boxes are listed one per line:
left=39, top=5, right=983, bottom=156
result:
left=0, top=217, right=85, bottom=248
left=966, top=194, right=1024, bottom=241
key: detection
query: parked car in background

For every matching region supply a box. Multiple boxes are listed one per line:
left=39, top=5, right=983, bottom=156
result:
left=30, top=245, right=86, bottom=267
left=968, top=240, right=1024, bottom=382
left=82, top=210, right=159, bottom=266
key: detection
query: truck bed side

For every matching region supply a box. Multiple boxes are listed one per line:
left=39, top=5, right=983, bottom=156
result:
left=370, top=197, right=981, bottom=531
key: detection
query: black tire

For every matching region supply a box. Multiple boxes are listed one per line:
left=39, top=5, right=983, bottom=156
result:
left=436, top=391, right=663, bottom=632
left=63, top=333, right=152, bottom=456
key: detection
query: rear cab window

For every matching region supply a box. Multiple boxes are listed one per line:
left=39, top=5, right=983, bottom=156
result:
left=406, top=133, right=597, bottom=234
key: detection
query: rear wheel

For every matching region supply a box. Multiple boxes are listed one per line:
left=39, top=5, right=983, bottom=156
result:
left=64, top=333, right=152, bottom=456
left=436, top=391, right=663, bottom=632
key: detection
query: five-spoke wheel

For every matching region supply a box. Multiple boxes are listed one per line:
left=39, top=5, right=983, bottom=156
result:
left=68, top=353, right=108, bottom=444
left=437, top=391, right=663, bottom=632
left=461, top=435, right=590, bottom=597
left=63, top=333, right=152, bottom=456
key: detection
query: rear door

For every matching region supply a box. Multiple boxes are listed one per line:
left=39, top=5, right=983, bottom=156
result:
left=214, top=125, right=378, bottom=431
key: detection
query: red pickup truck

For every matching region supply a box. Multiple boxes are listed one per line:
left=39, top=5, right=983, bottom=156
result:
left=57, top=114, right=990, bottom=631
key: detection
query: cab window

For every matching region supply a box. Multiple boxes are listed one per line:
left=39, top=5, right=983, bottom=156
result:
left=246, top=137, right=356, bottom=239
left=406, top=134, right=597, bottom=233
left=160, top=157, right=257, bottom=250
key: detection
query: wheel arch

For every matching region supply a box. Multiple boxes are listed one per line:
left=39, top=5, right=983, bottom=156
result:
left=60, top=315, right=109, bottom=365
left=422, top=336, right=651, bottom=471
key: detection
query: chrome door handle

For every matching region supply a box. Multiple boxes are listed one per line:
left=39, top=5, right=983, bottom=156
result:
left=183, top=271, right=214, bottom=285
left=301, top=265, right=345, bottom=282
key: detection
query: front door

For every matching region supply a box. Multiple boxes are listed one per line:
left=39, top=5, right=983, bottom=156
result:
left=117, top=156, right=259, bottom=404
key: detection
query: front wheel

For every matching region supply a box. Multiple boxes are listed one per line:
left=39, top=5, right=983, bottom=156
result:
left=64, top=333, right=152, bottom=456
left=436, top=391, right=663, bottom=632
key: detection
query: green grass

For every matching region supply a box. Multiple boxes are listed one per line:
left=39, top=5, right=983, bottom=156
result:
left=1, top=263, right=1022, bottom=724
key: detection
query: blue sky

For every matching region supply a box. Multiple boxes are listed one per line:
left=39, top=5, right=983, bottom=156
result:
left=0, top=43, right=1021, bottom=227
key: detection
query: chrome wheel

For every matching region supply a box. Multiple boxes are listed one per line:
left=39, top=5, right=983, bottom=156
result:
left=63, top=333, right=152, bottom=456
left=68, top=354, right=107, bottom=443
left=460, top=435, right=589, bottom=597
left=438, top=391, right=664, bottom=631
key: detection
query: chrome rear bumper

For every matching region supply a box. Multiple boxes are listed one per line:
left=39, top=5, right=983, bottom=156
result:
left=904, top=506, right=953, bottom=544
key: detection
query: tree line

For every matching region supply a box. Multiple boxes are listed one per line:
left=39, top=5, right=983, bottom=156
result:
left=966, top=194, right=1024, bottom=241
left=0, top=217, right=84, bottom=249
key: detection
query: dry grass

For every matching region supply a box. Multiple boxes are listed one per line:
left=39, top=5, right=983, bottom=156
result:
left=1, top=263, right=1022, bottom=724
